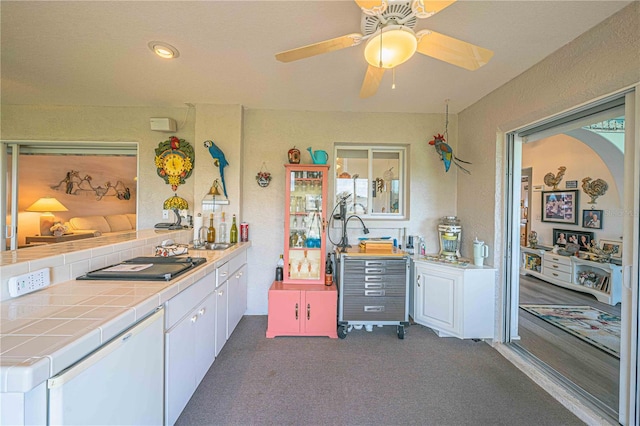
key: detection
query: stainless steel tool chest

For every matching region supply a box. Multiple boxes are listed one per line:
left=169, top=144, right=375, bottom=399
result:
left=336, top=252, right=410, bottom=339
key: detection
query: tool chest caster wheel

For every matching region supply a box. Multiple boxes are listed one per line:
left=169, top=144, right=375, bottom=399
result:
left=397, top=325, right=405, bottom=339
left=338, top=325, right=348, bottom=339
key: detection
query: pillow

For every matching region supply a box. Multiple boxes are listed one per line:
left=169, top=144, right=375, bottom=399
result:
left=126, top=213, right=137, bottom=229
left=105, top=215, right=134, bottom=232
left=69, top=216, right=111, bottom=233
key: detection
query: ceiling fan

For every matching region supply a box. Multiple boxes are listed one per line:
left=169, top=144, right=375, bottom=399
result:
left=275, top=0, right=493, bottom=98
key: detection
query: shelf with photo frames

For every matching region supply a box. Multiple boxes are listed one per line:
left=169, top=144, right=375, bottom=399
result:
left=520, top=246, right=621, bottom=305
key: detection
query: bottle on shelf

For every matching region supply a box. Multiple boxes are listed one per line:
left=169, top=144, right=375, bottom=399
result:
left=229, top=214, right=238, bottom=243
left=207, top=213, right=216, bottom=244
left=324, top=253, right=333, bottom=286
left=218, top=212, right=228, bottom=243
left=275, top=254, right=284, bottom=281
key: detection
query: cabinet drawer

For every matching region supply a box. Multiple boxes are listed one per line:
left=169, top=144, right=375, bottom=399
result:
left=543, top=259, right=571, bottom=274
left=543, top=268, right=571, bottom=283
left=543, top=253, right=571, bottom=266
left=165, top=275, right=215, bottom=329
left=342, top=274, right=406, bottom=289
left=343, top=259, right=407, bottom=276
left=343, top=285, right=406, bottom=297
left=342, top=296, right=406, bottom=321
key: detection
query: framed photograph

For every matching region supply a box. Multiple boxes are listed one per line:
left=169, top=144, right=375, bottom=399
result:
left=582, top=209, right=603, bottom=229
left=541, top=190, right=579, bottom=224
left=553, top=228, right=594, bottom=251
left=600, top=239, right=622, bottom=259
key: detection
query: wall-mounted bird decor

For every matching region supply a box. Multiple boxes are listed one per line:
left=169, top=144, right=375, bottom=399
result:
left=428, top=100, right=471, bottom=174
left=543, top=166, right=566, bottom=190
left=429, top=133, right=471, bottom=174
left=204, top=140, right=229, bottom=198
left=582, top=177, right=608, bottom=204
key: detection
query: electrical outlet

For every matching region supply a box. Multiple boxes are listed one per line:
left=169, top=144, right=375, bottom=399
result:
left=162, top=209, right=170, bottom=219
left=8, top=268, right=51, bottom=297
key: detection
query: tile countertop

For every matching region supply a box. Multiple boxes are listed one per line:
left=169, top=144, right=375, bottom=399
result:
left=0, top=239, right=250, bottom=394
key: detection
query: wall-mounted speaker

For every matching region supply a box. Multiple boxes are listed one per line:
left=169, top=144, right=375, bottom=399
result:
left=150, top=117, right=177, bottom=132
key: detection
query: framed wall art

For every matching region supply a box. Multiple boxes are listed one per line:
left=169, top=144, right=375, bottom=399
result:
left=553, top=228, right=594, bottom=251
left=582, top=209, right=603, bottom=229
left=541, top=190, right=578, bottom=224
left=600, top=239, right=622, bottom=259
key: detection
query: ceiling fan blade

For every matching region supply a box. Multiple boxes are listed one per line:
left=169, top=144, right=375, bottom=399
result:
left=412, top=1, right=456, bottom=19
left=354, top=0, right=387, bottom=15
left=416, top=30, right=493, bottom=70
left=275, top=33, right=363, bottom=63
left=360, top=65, right=385, bottom=98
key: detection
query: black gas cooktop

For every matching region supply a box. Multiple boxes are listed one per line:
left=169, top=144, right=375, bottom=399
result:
left=77, top=256, right=207, bottom=281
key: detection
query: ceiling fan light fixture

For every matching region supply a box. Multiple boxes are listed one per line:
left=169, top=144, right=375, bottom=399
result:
left=364, top=26, right=417, bottom=69
left=148, top=41, right=180, bottom=59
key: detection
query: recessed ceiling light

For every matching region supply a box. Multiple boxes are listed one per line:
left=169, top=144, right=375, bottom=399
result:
left=148, top=41, right=180, bottom=59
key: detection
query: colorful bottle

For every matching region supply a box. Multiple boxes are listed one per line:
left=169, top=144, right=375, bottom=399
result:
left=218, top=212, right=228, bottom=243
left=229, top=214, right=238, bottom=243
left=207, top=213, right=216, bottom=243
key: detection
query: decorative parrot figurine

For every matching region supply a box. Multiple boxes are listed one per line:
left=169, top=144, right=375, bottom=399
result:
left=428, top=133, right=471, bottom=174
left=204, top=140, right=229, bottom=198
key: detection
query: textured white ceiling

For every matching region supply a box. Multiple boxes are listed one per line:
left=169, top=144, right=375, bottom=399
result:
left=0, top=0, right=633, bottom=114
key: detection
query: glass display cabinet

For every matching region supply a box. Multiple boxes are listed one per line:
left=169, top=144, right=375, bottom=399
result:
left=266, top=163, right=337, bottom=338
left=283, top=164, right=329, bottom=284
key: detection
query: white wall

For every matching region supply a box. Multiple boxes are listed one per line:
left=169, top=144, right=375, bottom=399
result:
left=523, top=133, right=623, bottom=247
left=457, top=2, right=639, bottom=337
left=242, top=109, right=457, bottom=313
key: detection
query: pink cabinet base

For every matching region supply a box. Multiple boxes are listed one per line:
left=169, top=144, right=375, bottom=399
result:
left=266, top=281, right=337, bottom=338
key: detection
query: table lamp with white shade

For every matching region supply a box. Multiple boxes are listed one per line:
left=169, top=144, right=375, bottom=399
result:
left=26, top=197, right=68, bottom=235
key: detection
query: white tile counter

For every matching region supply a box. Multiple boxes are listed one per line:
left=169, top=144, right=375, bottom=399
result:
left=0, top=229, right=250, bottom=394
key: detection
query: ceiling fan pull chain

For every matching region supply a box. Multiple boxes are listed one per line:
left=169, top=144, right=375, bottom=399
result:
left=392, top=67, right=396, bottom=89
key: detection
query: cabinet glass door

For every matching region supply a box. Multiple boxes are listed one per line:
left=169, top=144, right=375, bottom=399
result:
left=284, top=164, right=328, bottom=284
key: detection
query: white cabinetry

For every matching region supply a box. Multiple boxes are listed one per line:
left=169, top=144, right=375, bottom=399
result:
left=228, top=264, right=248, bottom=339
left=215, top=280, right=228, bottom=357
left=165, top=276, right=216, bottom=426
left=413, top=260, right=495, bottom=340
left=520, top=246, right=621, bottom=305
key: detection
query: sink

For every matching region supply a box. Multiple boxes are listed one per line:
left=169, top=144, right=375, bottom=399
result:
left=203, top=242, right=235, bottom=250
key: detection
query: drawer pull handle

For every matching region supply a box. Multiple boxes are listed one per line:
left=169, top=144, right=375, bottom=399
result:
left=417, top=274, right=421, bottom=287
left=307, top=303, right=311, bottom=320
left=365, top=283, right=383, bottom=289
left=191, top=315, right=198, bottom=323
left=552, top=265, right=558, bottom=269
left=552, top=273, right=559, bottom=277
left=365, top=290, right=385, bottom=296
left=365, top=276, right=383, bottom=282
left=364, top=306, right=385, bottom=312
left=365, top=261, right=384, bottom=266
left=295, top=303, right=299, bottom=320
left=199, top=308, right=206, bottom=316
left=365, top=268, right=384, bottom=274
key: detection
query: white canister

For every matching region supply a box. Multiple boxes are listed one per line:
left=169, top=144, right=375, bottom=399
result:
left=473, top=237, right=489, bottom=266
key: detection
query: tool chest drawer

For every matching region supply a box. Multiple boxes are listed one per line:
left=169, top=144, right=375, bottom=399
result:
left=342, top=296, right=406, bottom=321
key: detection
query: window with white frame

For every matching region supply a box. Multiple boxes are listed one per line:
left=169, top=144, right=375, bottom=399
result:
left=334, top=144, right=406, bottom=219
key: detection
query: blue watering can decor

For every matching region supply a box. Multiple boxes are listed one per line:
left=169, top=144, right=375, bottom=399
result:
left=307, top=147, right=328, bottom=164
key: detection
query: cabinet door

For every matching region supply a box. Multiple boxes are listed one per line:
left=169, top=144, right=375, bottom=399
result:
left=227, top=264, right=247, bottom=339
left=215, top=281, right=228, bottom=357
left=415, top=264, right=459, bottom=335
left=303, top=289, right=337, bottom=336
left=266, top=289, right=302, bottom=336
left=194, top=292, right=216, bottom=387
left=165, top=311, right=197, bottom=426
left=283, top=164, right=329, bottom=285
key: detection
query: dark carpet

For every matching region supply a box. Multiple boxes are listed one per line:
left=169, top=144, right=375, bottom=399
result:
left=176, top=316, right=583, bottom=426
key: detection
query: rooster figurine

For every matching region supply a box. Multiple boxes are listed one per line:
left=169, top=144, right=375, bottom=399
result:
left=428, top=133, right=471, bottom=174
left=543, top=166, right=566, bottom=190
left=204, top=140, right=229, bottom=198
left=582, top=177, right=608, bottom=204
